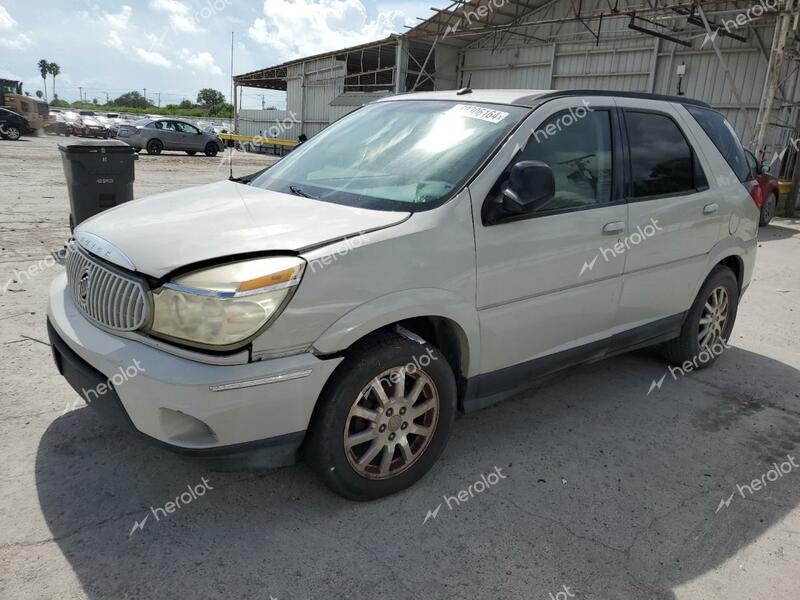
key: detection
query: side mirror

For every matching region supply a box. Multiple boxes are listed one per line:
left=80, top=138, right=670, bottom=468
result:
left=501, top=160, right=555, bottom=214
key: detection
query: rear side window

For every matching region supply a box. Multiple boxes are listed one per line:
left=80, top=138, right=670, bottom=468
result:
left=685, top=105, right=750, bottom=182
left=625, top=111, right=701, bottom=198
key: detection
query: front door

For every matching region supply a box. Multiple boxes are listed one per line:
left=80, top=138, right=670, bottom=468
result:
left=470, top=96, right=628, bottom=383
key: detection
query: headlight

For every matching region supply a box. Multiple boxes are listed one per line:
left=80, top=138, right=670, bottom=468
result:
left=149, top=256, right=305, bottom=348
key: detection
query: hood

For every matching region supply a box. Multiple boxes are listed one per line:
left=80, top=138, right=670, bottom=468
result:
left=76, top=180, right=410, bottom=278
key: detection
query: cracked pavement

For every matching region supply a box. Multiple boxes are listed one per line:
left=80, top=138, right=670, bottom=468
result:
left=1, top=135, right=800, bottom=599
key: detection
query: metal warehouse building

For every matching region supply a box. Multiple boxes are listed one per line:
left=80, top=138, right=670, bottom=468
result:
left=233, top=0, right=800, bottom=182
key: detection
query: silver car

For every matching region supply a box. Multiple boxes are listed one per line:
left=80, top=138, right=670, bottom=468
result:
left=48, top=89, right=758, bottom=500
left=116, top=117, right=221, bottom=156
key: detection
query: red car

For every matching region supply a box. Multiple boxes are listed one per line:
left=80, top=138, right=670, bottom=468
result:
left=745, top=149, right=779, bottom=226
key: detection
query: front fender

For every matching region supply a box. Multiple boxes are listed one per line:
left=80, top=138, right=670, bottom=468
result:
left=312, top=288, right=480, bottom=377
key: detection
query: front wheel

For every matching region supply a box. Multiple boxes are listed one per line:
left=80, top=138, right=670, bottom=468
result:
left=204, top=142, right=218, bottom=157
left=662, top=265, right=739, bottom=368
left=146, top=139, right=163, bottom=155
left=2, top=126, right=21, bottom=140
left=307, top=331, right=456, bottom=500
left=760, top=192, right=777, bottom=226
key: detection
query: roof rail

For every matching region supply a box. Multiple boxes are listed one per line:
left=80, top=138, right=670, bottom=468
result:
left=519, top=89, right=711, bottom=109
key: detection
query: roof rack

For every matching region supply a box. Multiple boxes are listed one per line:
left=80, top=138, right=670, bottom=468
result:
left=518, top=89, right=711, bottom=109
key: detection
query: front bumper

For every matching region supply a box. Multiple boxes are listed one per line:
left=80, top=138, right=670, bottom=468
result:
left=47, top=272, right=343, bottom=467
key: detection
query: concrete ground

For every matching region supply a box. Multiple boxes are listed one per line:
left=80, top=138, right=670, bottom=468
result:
left=1, top=134, right=799, bottom=600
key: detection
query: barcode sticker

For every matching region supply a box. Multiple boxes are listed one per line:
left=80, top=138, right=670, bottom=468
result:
left=452, top=104, right=509, bottom=124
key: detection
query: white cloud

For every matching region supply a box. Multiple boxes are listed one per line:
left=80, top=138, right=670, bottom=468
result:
left=0, top=4, right=32, bottom=49
left=134, top=48, right=173, bottom=67
left=150, top=0, right=200, bottom=33
left=105, top=30, right=125, bottom=51
left=105, top=5, right=133, bottom=29
left=248, top=0, right=404, bottom=61
left=180, top=49, right=223, bottom=76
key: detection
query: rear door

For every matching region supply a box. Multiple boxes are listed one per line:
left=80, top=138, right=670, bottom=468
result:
left=157, top=120, right=181, bottom=150
left=612, top=100, right=724, bottom=339
left=470, top=96, right=628, bottom=380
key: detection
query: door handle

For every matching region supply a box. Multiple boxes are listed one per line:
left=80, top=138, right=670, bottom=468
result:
left=602, top=221, right=626, bottom=234
left=703, top=203, right=719, bottom=214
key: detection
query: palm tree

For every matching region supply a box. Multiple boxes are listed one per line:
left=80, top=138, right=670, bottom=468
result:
left=49, top=63, right=60, bottom=100
left=37, top=59, right=49, bottom=101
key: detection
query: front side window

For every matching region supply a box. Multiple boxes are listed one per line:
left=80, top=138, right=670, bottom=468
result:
left=250, top=100, right=528, bottom=211
left=515, top=108, right=613, bottom=211
left=625, top=111, right=698, bottom=198
left=177, top=122, right=199, bottom=134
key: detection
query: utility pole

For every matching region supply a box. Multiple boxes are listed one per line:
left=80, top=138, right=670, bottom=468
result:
left=78, top=86, right=83, bottom=107
left=260, top=94, right=265, bottom=110
left=104, top=92, right=110, bottom=104
left=157, top=92, right=161, bottom=108
left=143, top=88, right=147, bottom=105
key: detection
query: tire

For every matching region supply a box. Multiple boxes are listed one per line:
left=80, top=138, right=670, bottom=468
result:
left=146, top=139, right=163, bottom=155
left=186, top=150, right=196, bottom=156
left=204, top=142, right=218, bottom=157
left=2, top=126, right=21, bottom=141
left=759, top=192, right=777, bottom=226
left=662, top=265, right=739, bottom=368
left=307, top=331, right=457, bottom=500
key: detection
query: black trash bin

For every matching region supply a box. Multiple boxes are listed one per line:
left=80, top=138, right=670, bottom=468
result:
left=58, top=139, right=138, bottom=230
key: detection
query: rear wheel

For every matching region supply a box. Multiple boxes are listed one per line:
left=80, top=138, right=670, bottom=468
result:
left=307, top=331, right=456, bottom=500
left=204, top=142, right=218, bottom=157
left=760, top=192, right=777, bottom=226
left=662, top=265, right=739, bottom=368
left=146, top=139, right=163, bottom=155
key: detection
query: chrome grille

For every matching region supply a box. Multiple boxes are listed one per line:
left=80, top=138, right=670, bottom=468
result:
left=65, top=245, right=150, bottom=331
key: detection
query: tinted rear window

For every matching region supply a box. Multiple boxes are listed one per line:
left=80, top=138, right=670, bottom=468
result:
left=686, top=105, right=750, bottom=182
left=625, top=111, right=699, bottom=198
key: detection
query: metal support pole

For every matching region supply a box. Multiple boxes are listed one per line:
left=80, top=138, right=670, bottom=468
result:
left=752, top=1, right=795, bottom=158
left=395, top=37, right=408, bottom=94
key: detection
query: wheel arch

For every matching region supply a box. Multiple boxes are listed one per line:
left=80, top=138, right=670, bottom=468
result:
left=312, top=289, right=479, bottom=387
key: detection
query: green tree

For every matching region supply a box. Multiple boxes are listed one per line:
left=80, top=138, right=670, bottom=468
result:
left=48, top=63, right=60, bottom=99
left=179, top=99, right=193, bottom=109
left=196, top=88, right=225, bottom=114
left=112, top=91, right=151, bottom=109
left=37, top=59, right=49, bottom=101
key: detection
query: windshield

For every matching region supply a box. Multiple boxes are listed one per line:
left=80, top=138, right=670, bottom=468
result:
left=250, top=100, right=528, bottom=211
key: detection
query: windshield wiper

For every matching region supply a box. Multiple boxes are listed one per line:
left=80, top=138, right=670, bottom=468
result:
left=288, top=185, right=316, bottom=199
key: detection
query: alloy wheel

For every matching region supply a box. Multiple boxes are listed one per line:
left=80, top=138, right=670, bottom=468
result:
left=344, top=366, right=439, bottom=480
left=698, top=285, right=729, bottom=350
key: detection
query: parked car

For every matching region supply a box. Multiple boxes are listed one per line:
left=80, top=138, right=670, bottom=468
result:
left=744, top=149, right=779, bottom=226
left=117, top=117, right=220, bottom=156
left=78, top=116, right=110, bottom=138
left=44, top=112, right=73, bottom=136
left=48, top=90, right=759, bottom=500
left=0, top=107, right=31, bottom=140
left=202, top=126, right=226, bottom=151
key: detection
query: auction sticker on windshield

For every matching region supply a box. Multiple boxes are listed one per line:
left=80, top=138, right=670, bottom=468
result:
left=452, top=104, right=509, bottom=124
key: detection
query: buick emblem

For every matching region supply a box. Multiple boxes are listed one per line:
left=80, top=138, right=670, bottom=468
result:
left=78, top=270, right=91, bottom=306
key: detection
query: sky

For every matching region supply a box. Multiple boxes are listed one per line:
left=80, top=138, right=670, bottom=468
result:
left=0, top=0, right=448, bottom=109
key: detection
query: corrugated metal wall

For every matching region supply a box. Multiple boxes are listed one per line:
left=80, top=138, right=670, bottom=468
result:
left=457, top=0, right=798, bottom=157
left=237, top=108, right=288, bottom=137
